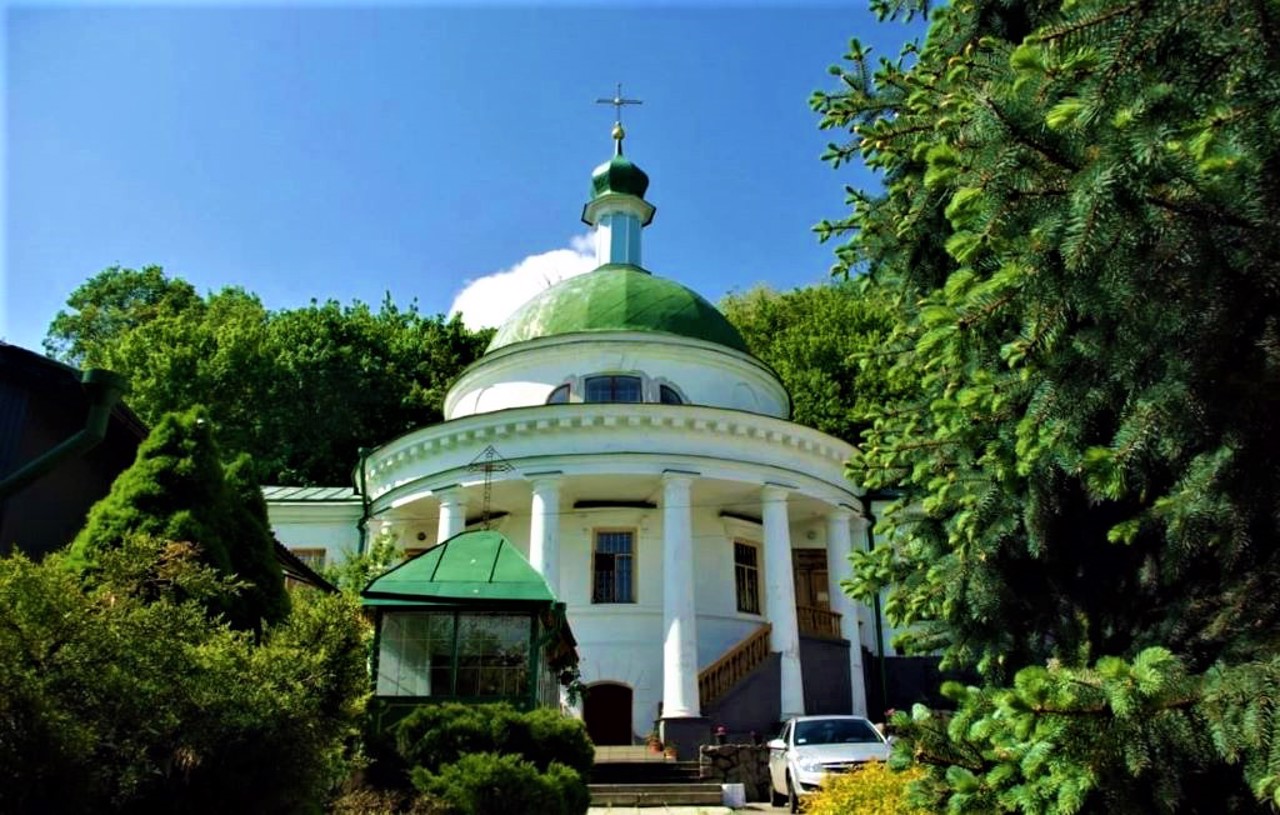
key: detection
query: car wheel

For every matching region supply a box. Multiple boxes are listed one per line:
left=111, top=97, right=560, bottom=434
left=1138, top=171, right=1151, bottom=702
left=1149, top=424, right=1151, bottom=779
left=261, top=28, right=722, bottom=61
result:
left=787, top=774, right=799, bottom=813
left=771, top=782, right=787, bottom=807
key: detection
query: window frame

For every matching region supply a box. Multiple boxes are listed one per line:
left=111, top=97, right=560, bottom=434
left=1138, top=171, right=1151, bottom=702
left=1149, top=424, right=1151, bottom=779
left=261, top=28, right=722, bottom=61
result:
left=733, top=539, right=762, bottom=615
left=374, top=610, right=537, bottom=702
left=289, top=547, right=327, bottom=571
left=591, top=527, right=637, bottom=604
left=546, top=383, right=571, bottom=404
left=583, top=374, right=644, bottom=404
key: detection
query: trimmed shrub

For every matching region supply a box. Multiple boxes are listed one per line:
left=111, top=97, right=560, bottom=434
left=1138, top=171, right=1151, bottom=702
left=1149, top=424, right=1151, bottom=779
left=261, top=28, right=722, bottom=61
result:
left=394, top=702, right=593, bottom=776
left=395, top=703, right=496, bottom=771
left=411, top=752, right=586, bottom=815
left=543, top=761, right=590, bottom=815
left=802, top=761, right=928, bottom=815
left=496, top=706, right=595, bottom=777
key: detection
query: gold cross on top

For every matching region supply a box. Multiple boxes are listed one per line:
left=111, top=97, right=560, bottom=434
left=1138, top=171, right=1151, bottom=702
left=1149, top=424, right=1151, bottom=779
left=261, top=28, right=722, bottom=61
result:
left=596, top=84, right=642, bottom=154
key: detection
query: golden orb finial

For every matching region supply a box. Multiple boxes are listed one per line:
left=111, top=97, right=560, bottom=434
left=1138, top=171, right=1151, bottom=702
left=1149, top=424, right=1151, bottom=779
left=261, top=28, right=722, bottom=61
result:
left=596, top=84, right=641, bottom=157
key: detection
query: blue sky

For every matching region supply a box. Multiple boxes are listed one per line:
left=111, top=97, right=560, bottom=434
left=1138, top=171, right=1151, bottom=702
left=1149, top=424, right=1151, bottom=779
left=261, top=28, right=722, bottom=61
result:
left=4, top=3, right=920, bottom=352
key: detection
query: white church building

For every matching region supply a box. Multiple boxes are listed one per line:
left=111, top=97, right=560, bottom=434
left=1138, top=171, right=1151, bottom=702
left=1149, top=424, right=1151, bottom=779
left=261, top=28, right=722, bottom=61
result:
left=266, top=122, right=880, bottom=752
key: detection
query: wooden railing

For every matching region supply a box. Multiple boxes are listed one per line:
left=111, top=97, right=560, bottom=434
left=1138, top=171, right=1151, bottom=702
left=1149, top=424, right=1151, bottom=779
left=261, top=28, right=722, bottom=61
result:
left=698, top=624, right=772, bottom=708
left=797, top=605, right=843, bottom=640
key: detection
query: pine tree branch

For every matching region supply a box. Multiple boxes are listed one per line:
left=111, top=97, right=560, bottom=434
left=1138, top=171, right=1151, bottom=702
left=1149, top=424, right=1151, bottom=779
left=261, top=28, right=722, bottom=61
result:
left=982, top=96, right=1081, bottom=173
left=1034, top=1, right=1142, bottom=45
left=1142, top=192, right=1255, bottom=230
left=958, top=293, right=1016, bottom=330
left=1250, top=0, right=1280, bottom=58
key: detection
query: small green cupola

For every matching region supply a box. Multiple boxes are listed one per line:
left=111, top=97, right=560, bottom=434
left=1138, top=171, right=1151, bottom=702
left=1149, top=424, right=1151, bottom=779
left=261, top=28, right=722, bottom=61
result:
left=590, top=133, right=651, bottom=200
left=582, top=119, right=656, bottom=265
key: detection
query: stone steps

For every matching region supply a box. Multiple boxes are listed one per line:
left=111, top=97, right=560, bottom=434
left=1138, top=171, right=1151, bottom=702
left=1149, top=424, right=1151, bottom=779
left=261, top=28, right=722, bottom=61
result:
left=587, top=783, right=725, bottom=807
left=588, top=756, right=722, bottom=808
left=591, top=760, right=703, bottom=784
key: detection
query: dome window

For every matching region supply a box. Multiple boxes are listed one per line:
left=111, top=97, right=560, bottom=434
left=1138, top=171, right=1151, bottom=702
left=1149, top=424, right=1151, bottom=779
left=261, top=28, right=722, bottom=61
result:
left=658, top=384, right=684, bottom=405
left=547, top=384, right=571, bottom=404
left=585, top=375, right=642, bottom=403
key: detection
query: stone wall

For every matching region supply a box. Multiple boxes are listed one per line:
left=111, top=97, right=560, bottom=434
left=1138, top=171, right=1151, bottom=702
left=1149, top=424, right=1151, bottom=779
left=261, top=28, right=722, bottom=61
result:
left=699, top=744, right=771, bottom=802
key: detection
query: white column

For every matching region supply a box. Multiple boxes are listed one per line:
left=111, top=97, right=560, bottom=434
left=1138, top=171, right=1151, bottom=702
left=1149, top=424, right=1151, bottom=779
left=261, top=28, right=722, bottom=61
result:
left=596, top=211, right=643, bottom=266
left=849, top=514, right=877, bottom=654
left=661, top=473, right=700, bottom=718
left=827, top=508, right=868, bottom=716
left=528, top=476, right=561, bottom=593
left=436, top=489, right=467, bottom=542
left=763, top=485, right=805, bottom=719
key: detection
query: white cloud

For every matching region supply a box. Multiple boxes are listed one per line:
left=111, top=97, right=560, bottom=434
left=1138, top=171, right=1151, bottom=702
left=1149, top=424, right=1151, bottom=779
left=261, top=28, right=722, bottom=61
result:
left=448, top=235, right=596, bottom=330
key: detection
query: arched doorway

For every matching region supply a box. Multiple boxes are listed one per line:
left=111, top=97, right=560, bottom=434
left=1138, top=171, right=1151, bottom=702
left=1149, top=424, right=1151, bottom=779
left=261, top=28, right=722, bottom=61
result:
left=583, top=682, right=633, bottom=746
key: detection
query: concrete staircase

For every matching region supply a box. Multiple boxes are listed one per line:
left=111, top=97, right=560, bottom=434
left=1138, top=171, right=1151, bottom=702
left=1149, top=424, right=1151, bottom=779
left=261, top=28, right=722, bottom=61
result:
left=589, top=747, right=724, bottom=808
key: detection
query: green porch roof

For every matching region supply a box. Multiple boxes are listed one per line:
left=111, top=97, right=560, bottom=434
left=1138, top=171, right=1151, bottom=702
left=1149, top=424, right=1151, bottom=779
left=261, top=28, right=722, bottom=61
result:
left=362, top=530, right=556, bottom=606
left=486, top=264, right=749, bottom=354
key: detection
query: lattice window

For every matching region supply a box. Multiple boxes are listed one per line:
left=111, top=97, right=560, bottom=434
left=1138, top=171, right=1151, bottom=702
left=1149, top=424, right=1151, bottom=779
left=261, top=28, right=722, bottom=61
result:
left=734, top=541, right=761, bottom=614
left=593, top=530, right=635, bottom=603
left=584, top=375, right=642, bottom=403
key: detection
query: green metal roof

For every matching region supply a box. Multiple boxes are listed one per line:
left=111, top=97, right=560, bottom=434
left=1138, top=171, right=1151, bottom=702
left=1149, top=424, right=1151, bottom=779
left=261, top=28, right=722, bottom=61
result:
left=361, top=530, right=556, bottom=606
left=262, top=485, right=361, bottom=502
left=487, top=264, right=749, bottom=354
left=591, top=154, right=650, bottom=200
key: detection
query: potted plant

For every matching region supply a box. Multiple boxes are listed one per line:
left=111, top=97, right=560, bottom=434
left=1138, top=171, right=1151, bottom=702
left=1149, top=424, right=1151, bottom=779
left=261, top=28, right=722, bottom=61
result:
left=646, top=731, right=663, bottom=753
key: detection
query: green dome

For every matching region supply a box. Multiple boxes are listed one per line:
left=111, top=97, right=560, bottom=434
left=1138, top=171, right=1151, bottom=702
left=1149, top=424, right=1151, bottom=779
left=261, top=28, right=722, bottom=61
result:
left=591, top=155, right=650, bottom=200
left=487, top=264, right=748, bottom=353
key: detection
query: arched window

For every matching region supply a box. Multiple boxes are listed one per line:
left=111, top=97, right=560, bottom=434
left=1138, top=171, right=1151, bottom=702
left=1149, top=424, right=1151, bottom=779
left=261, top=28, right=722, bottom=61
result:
left=658, top=384, right=684, bottom=405
left=546, top=383, right=570, bottom=404
left=584, top=375, right=642, bottom=403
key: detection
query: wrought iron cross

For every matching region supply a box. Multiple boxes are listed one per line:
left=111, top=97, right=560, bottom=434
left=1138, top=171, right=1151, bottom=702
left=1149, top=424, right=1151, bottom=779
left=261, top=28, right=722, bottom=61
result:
left=466, top=445, right=514, bottom=530
left=596, top=83, right=643, bottom=124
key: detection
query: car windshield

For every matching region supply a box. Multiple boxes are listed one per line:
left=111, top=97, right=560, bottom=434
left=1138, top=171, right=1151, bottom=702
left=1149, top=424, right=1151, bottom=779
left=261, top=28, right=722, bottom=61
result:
left=793, top=718, right=882, bottom=746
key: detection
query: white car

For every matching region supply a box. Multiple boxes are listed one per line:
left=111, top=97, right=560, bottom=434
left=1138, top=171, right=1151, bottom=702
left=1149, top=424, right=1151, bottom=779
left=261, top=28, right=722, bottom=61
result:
left=767, top=714, right=890, bottom=811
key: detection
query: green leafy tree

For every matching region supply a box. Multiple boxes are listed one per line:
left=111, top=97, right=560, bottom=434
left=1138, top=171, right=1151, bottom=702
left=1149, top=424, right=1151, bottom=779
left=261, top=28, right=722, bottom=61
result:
left=45, top=267, right=493, bottom=485
left=814, top=0, right=1280, bottom=810
left=0, top=536, right=368, bottom=813
left=721, top=281, right=901, bottom=444
left=43, top=264, right=203, bottom=365
left=70, top=406, right=288, bottom=629
left=323, top=528, right=404, bottom=596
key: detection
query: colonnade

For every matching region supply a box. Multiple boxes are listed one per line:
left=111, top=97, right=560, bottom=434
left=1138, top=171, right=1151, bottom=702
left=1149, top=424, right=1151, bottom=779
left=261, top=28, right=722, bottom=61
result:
left=431, top=476, right=868, bottom=722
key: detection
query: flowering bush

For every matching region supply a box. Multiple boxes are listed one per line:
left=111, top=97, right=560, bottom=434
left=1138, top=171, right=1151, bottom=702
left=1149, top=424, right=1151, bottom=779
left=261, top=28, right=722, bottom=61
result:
left=802, top=761, right=927, bottom=815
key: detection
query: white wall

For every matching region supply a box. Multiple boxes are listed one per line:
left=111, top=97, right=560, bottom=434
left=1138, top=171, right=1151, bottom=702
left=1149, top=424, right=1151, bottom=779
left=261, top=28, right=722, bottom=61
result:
left=271, top=487, right=868, bottom=737
left=270, top=503, right=363, bottom=569
left=548, top=504, right=822, bottom=738
left=445, top=333, right=789, bottom=420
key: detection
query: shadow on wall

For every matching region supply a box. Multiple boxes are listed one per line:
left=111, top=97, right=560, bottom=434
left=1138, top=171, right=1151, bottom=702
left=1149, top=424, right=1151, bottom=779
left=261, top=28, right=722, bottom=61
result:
left=863, top=650, right=977, bottom=721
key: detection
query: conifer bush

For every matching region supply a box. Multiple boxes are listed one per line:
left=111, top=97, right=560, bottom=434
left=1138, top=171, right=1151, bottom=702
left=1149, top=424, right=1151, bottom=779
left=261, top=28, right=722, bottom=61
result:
left=69, top=406, right=288, bottom=630
left=813, top=0, right=1280, bottom=809
left=389, top=703, right=593, bottom=814
left=411, top=752, right=587, bottom=815
left=394, top=702, right=594, bottom=777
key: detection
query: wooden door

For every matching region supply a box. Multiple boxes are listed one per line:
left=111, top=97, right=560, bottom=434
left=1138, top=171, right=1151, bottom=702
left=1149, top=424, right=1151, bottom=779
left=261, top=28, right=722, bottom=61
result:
left=583, top=683, right=633, bottom=746
left=793, top=550, right=831, bottom=610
